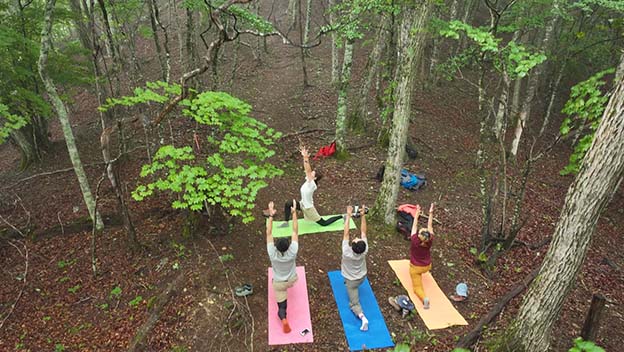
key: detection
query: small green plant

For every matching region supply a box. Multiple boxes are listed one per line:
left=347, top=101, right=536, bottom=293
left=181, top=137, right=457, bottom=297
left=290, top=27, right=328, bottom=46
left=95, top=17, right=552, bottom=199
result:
left=170, top=345, right=189, bottom=352
left=42, top=316, right=51, bottom=322
left=171, top=240, right=187, bottom=258
left=58, top=276, right=70, bottom=283
left=68, top=284, right=81, bottom=293
left=55, top=343, right=65, bottom=352
left=392, top=278, right=401, bottom=287
left=57, top=259, right=77, bottom=269
left=98, top=303, right=109, bottom=310
left=569, top=337, right=606, bottom=352
left=219, top=253, right=234, bottom=262
left=392, top=343, right=410, bottom=352
left=109, top=286, right=122, bottom=299
left=129, top=295, right=143, bottom=307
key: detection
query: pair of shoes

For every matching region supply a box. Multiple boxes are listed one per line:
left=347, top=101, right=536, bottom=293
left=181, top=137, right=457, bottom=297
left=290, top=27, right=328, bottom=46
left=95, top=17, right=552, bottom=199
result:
left=388, top=296, right=400, bottom=312
left=235, top=283, right=253, bottom=297
left=423, top=297, right=430, bottom=310
left=277, top=221, right=289, bottom=228
left=281, top=318, right=291, bottom=333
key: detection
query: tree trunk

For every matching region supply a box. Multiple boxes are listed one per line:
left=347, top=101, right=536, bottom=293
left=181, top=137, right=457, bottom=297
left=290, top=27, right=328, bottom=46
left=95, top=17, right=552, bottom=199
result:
left=354, top=14, right=390, bottom=127
left=329, top=0, right=340, bottom=86
left=150, top=0, right=171, bottom=82
left=334, top=40, right=354, bottom=153
left=510, top=3, right=560, bottom=159
left=497, top=54, right=624, bottom=352
left=580, top=294, right=606, bottom=342
left=186, top=7, right=197, bottom=75
left=9, top=115, right=49, bottom=169
left=303, top=0, right=312, bottom=56
left=68, top=0, right=92, bottom=51
left=297, top=0, right=310, bottom=87
left=96, top=0, right=120, bottom=64
left=287, top=0, right=297, bottom=30
left=39, top=0, right=104, bottom=230
left=373, top=1, right=434, bottom=224
left=147, top=0, right=168, bottom=82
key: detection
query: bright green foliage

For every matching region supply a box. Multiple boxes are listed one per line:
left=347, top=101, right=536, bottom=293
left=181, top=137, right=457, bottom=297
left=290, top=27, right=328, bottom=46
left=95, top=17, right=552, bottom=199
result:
left=560, top=68, right=615, bottom=175
left=440, top=21, right=547, bottom=79
left=0, top=103, right=27, bottom=143
left=101, top=82, right=282, bottom=223
left=0, top=1, right=88, bottom=145
left=326, top=0, right=398, bottom=42
left=391, top=343, right=411, bottom=352
left=227, top=5, right=275, bottom=34
left=569, top=337, right=606, bottom=352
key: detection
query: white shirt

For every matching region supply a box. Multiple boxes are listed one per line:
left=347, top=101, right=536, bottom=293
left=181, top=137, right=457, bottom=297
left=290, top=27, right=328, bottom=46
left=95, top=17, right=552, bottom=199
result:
left=299, top=178, right=317, bottom=209
left=267, top=241, right=299, bottom=282
left=341, top=239, right=368, bottom=281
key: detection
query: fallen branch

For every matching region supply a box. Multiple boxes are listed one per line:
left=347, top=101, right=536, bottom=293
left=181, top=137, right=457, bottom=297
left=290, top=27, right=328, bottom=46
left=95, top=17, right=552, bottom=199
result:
left=127, top=272, right=185, bottom=352
left=456, top=267, right=540, bottom=349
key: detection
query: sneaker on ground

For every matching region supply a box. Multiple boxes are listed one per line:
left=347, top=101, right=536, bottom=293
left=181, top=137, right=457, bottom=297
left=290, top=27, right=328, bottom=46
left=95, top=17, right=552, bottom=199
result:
left=423, top=297, right=430, bottom=310
left=282, top=318, right=291, bottom=333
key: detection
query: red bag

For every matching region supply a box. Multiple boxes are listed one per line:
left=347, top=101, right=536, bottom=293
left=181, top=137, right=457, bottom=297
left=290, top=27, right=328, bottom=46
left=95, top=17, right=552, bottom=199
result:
left=313, top=141, right=336, bottom=160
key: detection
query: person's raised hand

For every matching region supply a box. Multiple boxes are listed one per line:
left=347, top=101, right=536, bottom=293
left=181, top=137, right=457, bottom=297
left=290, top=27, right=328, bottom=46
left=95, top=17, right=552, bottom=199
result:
left=359, top=204, right=366, bottom=216
left=291, top=199, right=297, bottom=213
left=346, top=205, right=353, bottom=216
left=268, top=201, right=277, bottom=217
left=300, top=145, right=309, bottom=158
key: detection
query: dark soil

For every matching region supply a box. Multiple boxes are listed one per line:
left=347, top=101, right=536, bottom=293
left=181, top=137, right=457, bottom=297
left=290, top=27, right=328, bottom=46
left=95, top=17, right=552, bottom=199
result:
left=1, top=1, right=623, bottom=352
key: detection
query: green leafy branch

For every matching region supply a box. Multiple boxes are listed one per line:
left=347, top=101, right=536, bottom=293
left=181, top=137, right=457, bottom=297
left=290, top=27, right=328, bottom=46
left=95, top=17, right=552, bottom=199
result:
left=0, top=103, right=28, bottom=144
left=559, top=68, right=615, bottom=175
left=103, top=82, right=283, bottom=223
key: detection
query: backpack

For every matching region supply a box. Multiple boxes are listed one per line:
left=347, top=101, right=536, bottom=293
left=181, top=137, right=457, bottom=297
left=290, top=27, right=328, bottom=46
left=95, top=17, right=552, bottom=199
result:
left=313, top=141, right=336, bottom=160
left=400, top=169, right=426, bottom=191
left=396, top=210, right=414, bottom=240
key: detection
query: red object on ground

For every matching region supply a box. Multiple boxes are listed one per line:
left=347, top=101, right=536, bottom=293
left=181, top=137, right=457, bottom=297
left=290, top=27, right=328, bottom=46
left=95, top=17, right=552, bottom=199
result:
left=313, top=141, right=336, bottom=160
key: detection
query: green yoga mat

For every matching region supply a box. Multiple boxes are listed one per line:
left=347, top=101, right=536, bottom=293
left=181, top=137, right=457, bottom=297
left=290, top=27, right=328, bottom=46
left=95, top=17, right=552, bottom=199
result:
left=268, top=215, right=356, bottom=237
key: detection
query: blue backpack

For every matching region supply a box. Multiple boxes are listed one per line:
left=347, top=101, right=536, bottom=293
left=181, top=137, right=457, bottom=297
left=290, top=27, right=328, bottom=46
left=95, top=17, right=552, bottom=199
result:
left=400, top=169, right=426, bottom=191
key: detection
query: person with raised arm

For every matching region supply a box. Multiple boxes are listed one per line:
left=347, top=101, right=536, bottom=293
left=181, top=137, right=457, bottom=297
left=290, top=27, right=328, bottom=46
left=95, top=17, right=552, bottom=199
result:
left=278, top=145, right=343, bottom=227
left=341, top=205, right=369, bottom=331
left=266, top=200, right=299, bottom=333
left=409, top=203, right=435, bottom=309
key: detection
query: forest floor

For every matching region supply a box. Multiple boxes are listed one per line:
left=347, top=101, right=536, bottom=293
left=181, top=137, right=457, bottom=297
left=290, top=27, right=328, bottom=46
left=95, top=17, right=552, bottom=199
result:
left=1, top=2, right=623, bottom=351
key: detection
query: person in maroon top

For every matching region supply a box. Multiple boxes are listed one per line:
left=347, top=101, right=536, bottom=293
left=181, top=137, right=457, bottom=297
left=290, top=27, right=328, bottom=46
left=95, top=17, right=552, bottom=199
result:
left=409, top=203, right=435, bottom=309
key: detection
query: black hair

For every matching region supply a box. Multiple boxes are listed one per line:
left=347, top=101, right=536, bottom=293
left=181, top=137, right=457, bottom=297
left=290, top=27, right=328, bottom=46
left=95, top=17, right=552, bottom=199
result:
left=420, top=230, right=432, bottom=241
left=314, top=170, right=323, bottom=185
left=275, top=237, right=291, bottom=253
left=352, top=240, right=367, bottom=254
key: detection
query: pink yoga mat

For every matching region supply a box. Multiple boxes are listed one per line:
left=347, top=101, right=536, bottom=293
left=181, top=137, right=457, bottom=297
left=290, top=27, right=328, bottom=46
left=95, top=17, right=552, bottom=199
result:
left=268, top=266, right=313, bottom=345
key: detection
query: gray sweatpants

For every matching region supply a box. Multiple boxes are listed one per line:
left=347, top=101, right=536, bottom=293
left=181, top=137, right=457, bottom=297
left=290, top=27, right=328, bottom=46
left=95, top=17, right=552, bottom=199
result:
left=345, top=276, right=366, bottom=316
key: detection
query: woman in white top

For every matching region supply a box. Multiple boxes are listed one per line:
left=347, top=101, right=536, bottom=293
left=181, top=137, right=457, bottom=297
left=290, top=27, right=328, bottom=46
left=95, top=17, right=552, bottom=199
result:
left=279, top=145, right=342, bottom=227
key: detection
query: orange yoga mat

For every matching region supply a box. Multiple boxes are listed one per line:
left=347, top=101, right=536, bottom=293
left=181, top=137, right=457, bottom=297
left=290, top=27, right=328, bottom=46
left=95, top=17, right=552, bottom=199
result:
left=388, top=260, right=468, bottom=330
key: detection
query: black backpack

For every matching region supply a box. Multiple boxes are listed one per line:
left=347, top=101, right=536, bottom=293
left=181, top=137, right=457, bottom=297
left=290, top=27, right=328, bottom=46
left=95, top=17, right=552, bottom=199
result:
left=396, top=211, right=414, bottom=241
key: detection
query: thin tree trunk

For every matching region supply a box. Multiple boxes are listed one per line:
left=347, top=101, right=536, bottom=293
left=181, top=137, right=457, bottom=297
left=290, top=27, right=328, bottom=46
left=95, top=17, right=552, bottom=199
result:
left=498, top=54, right=624, bottom=352
left=96, top=0, right=120, bottom=64
left=39, top=0, right=104, bottom=230
left=150, top=0, right=171, bottom=82
left=287, top=0, right=297, bottom=30
left=297, top=0, right=310, bottom=87
left=68, top=0, right=92, bottom=51
left=329, top=0, right=340, bottom=86
left=186, top=7, right=197, bottom=74
left=373, top=1, right=434, bottom=224
left=303, top=0, right=311, bottom=56
left=147, top=0, right=168, bottom=82
left=334, top=40, right=354, bottom=153
left=510, top=3, right=560, bottom=159
left=354, top=14, right=390, bottom=126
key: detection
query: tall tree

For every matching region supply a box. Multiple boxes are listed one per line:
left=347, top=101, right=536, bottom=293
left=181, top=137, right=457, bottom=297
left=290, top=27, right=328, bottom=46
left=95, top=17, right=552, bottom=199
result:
left=496, top=54, right=624, bottom=351
left=38, top=0, right=103, bottom=229
left=373, top=0, right=434, bottom=224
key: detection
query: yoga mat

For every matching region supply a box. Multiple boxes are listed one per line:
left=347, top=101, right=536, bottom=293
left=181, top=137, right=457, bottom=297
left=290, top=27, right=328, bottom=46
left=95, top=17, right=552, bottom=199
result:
left=328, top=270, right=394, bottom=351
left=269, top=215, right=356, bottom=237
left=268, top=266, right=313, bottom=345
left=388, top=260, right=468, bottom=330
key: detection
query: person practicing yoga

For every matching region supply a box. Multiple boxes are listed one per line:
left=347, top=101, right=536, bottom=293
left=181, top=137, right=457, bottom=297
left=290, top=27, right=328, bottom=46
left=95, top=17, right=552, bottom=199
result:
left=409, top=203, right=435, bottom=309
left=278, top=145, right=342, bottom=228
left=341, top=204, right=369, bottom=331
left=266, top=200, right=299, bottom=333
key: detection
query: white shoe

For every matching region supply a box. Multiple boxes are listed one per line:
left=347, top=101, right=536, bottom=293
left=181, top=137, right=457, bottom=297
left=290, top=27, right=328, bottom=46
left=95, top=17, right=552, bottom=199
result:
left=360, top=316, right=368, bottom=331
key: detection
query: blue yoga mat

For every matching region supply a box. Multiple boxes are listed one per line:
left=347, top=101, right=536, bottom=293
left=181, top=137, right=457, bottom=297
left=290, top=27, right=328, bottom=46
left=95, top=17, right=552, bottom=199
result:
left=328, top=270, right=394, bottom=351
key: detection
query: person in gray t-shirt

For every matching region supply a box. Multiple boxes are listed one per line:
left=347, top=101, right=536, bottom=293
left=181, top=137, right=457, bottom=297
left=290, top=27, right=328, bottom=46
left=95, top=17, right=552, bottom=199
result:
left=341, top=205, right=369, bottom=331
left=266, top=200, right=299, bottom=333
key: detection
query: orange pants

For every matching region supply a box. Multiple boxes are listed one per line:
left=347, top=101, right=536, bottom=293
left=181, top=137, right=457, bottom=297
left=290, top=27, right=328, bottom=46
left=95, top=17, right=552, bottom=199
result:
left=409, top=263, right=432, bottom=301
